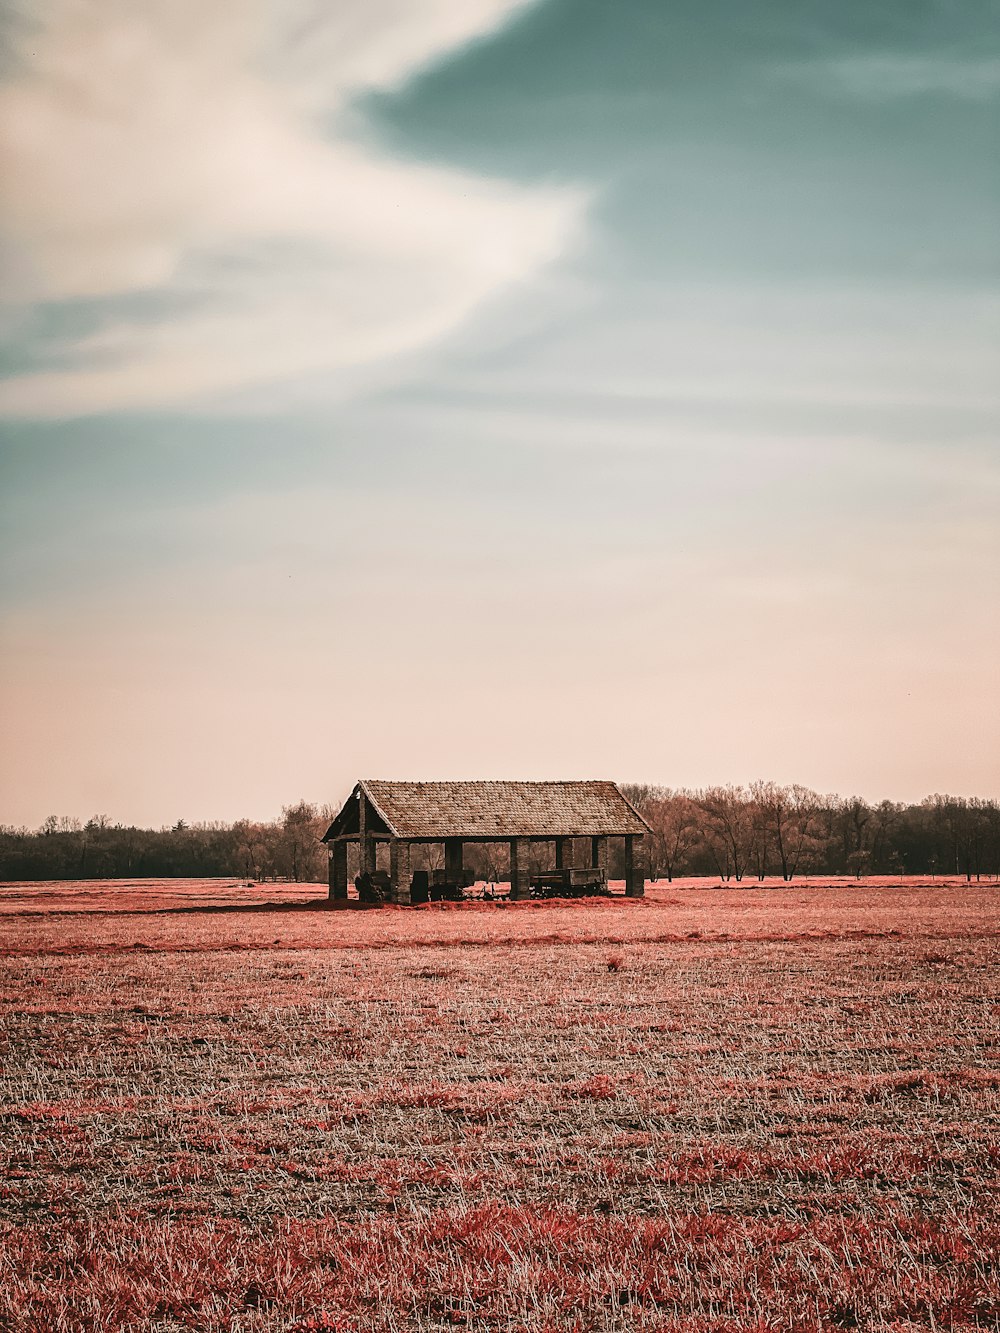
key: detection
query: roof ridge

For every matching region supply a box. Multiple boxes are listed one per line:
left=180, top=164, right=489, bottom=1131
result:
left=321, top=778, right=651, bottom=841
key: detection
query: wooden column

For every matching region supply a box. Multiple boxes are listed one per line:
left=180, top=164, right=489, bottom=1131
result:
left=555, top=838, right=574, bottom=869
left=624, top=834, right=646, bottom=898
left=444, top=838, right=464, bottom=882
left=358, top=789, right=375, bottom=876
left=509, top=838, right=526, bottom=900
left=591, top=836, right=609, bottom=884
left=390, top=839, right=411, bottom=905
left=328, top=841, right=348, bottom=901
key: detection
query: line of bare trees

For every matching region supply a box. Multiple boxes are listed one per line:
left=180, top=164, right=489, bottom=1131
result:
left=620, top=785, right=1000, bottom=883
left=0, top=801, right=333, bottom=883
left=1, top=788, right=998, bottom=883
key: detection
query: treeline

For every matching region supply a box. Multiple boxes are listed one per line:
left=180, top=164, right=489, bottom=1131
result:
left=1, top=788, right=998, bottom=884
left=0, top=802, right=333, bottom=883
left=621, top=784, right=1000, bottom=882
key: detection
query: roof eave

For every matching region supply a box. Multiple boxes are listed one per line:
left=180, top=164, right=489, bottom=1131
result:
left=611, top=782, right=654, bottom=834
left=359, top=779, right=402, bottom=838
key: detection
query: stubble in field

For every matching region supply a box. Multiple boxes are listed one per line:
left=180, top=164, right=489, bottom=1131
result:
left=1, top=880, right=997, bottom=1330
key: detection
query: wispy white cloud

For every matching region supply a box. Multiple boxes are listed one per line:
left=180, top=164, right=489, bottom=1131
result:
left=0, top=0, right=583, bottom=415
left=774, top=53, right=1000, bottom=102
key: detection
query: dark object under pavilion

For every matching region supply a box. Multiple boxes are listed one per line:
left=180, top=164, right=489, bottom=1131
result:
left=321, top=780, right=651, bottom=905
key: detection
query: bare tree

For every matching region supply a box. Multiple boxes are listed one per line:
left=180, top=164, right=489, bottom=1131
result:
left=696, top=786, right=755, bottom=882
left=643, top=790, right=699, bottom=881
left=280, top=801, right=326, bottom=882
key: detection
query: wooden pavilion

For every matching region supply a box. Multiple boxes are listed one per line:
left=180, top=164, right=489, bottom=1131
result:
left=321, top=780, right=650, bottom=905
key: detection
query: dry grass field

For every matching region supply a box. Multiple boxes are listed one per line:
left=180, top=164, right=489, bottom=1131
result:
left=1, top=878, right=997, bottom=1331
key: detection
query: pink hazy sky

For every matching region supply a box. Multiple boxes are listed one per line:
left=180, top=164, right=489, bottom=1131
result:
left=1, top=1, right=998, bottom=827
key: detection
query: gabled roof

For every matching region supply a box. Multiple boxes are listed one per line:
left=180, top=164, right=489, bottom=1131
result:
left=322, top=780, right=650, bottom=841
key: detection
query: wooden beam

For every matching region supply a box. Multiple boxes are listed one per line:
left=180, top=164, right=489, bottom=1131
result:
left=591, top=836, right=608, bottom=875
left=444, top=838, right=464, bottom=879
left=390, top=839, right=412, bottom=906
left=358, top=789, right=375, bottom=876
left=509, top=838, right=526, bottom=900
left=624, top=834, right=645, bottom=898
left=328, top=841, right=348, bottom=902
left=555, top=837, right=574, bottom=870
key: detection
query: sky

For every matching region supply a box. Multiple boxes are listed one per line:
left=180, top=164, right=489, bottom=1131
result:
left=0, top=0, right=998, bottom=829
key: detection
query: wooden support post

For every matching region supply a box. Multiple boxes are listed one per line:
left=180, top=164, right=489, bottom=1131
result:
left=555, top=838, right=574, bottom=870
left=444, top=838, right=463, bottom=881
left=390, top=839, right=411, bottom=905
left=328, top=841, right=348, bottom=901
left=625, top=834, right=646, bottom=898
left=358, top=789, right=374, bottom=876
left=591, top=836, right=608, bottom=880
left=509, top=838, right=526, bottom=900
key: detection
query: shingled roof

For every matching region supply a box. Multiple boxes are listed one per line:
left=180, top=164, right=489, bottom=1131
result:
left=322, top=780, right=650, bottom=841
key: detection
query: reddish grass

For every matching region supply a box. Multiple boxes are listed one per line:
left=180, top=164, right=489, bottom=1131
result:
left=1, top=877, right=996, bottom=959
left=0, top=876, right=316, bottom=916
left=0, top=878, right=997, bottom=1330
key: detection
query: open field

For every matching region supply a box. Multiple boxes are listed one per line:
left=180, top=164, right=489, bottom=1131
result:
left=1, top=879, right=998, bottom=1331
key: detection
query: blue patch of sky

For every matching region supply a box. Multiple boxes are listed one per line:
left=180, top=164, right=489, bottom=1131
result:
left=2, top=0, right=997, bottom=616
left=357, top=0, right=999, bottom=284
left=0, top=238, right=338, bottom=378
left=0, top=411, right=660, bottom=609
left=0, top=289, right=212, bottom=377
left=346, top=0, right=999, bottom=512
